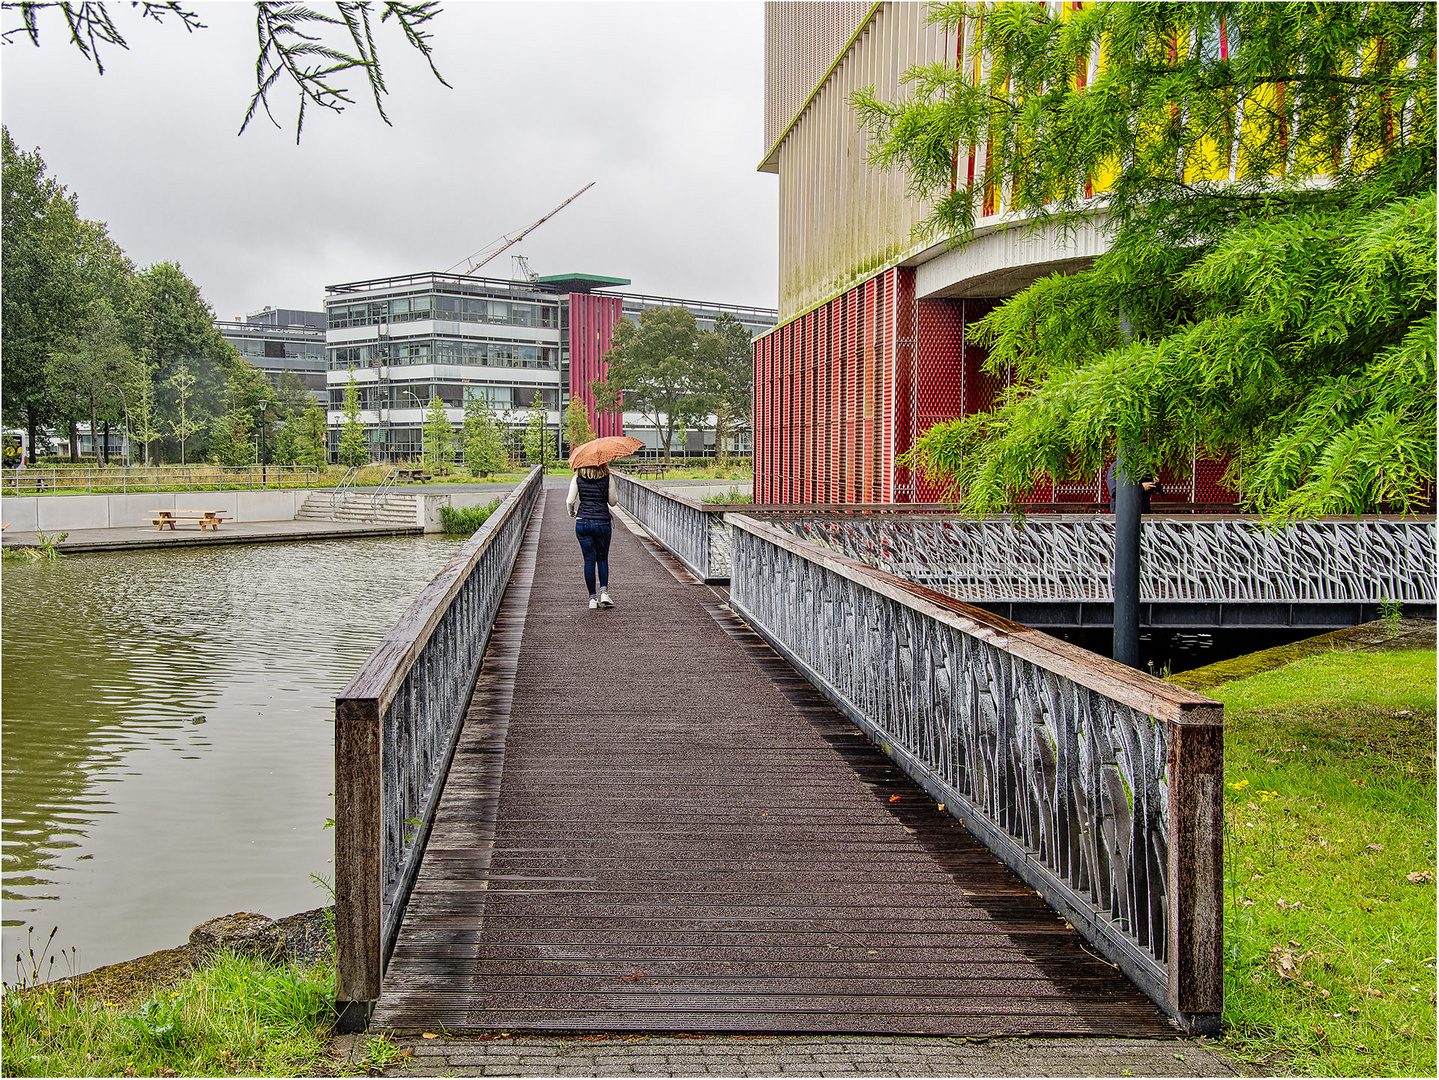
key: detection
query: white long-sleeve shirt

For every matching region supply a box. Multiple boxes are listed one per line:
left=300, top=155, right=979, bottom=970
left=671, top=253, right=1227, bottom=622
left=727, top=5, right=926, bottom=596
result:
left=567, top=474, right=618, bottom=517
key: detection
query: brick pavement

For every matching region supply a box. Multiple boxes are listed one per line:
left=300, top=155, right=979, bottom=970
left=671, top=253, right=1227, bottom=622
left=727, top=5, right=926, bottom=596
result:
left=339, top=1031, right=1245, bottom=1077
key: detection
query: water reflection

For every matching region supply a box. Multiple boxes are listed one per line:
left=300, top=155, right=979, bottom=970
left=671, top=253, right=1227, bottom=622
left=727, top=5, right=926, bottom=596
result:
left=1, top=535, right=465, bottom=976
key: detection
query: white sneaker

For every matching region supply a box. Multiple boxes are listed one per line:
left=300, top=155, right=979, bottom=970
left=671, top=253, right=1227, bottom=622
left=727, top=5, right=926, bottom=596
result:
left=599, top=591, right=614, bottom=608
left=588, top=597, right=599, bottom=609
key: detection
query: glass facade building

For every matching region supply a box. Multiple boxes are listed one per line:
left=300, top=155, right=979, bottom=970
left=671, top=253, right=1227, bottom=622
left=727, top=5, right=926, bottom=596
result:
left=323, top=272, right=777, bottom=462
left=216, top=307, right=328, bottom=400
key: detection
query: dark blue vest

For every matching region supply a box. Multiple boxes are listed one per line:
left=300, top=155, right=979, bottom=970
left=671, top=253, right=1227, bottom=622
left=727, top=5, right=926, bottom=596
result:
left=576, top=474, right=612, bottom=521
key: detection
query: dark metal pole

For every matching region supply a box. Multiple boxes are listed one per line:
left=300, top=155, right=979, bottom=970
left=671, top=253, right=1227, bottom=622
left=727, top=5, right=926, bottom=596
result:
left=1113, top=457, right=1142, bottom=668
left=259, top=399, right=268, bottom=489
left=1112, top=311, right=1142, bottom=669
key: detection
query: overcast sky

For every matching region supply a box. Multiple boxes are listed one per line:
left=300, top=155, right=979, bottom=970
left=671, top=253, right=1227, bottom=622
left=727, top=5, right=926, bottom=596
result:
left=1, top=1, right=778, bottom=320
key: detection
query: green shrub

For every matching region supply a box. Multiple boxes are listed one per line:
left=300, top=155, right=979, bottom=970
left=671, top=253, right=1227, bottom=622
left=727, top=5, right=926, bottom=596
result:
left=439, top=498, right=501, bottom=535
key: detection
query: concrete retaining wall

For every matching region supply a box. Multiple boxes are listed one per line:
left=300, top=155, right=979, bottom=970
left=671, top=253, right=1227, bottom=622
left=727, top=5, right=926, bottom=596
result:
left=417, top=491, right=512, bottom=533
left=2, top=490, right=311, bottom=533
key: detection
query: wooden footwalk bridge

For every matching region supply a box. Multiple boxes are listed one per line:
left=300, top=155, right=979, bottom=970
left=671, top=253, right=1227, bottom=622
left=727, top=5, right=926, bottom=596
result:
left=334, top=469, right=1233, bottom=1037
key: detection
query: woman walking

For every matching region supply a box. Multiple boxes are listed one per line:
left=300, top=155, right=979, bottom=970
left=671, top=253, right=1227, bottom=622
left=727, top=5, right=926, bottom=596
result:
left=567, top=463, right=617, bottom=609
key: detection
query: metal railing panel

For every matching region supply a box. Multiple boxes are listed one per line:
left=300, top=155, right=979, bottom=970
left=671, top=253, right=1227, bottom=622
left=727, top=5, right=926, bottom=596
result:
left=612, top=471, right=731, bottom=582
left=3, top=465, right=321, bottom=496
left=333, top=466, right=542, bottom=1027
left=726, top=513, right=1224, bottom=1034
left=774, top=515, right=1438, bottom=605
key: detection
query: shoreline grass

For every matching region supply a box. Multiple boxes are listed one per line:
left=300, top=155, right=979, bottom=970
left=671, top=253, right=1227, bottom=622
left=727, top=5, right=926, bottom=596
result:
left=1198, top=647, right=1437, bottom=1076
left=1, top=950, right=342, bottom=1077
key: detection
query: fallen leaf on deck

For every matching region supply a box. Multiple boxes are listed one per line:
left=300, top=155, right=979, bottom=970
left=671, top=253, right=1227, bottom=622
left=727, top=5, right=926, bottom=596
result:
left=422, top=1033, right=439, bottom=1039
left=889, top=795, right=902, bottom=803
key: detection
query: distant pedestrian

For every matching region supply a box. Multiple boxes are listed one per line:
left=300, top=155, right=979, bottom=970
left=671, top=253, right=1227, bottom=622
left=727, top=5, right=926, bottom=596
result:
left=567, top=463, right=617, bottom=609
left=1105, top=461, right=1162, bottom=513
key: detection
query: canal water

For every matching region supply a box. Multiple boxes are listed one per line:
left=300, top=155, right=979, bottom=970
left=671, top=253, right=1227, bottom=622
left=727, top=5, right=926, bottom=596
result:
left=1, top=535, right=466, bottom=979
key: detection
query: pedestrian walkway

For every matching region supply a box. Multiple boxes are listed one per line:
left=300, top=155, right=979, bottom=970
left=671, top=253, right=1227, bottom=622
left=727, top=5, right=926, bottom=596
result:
left=0, top=518, right=420, bottom=553
left=373, top=489, right=1186, bottom=1041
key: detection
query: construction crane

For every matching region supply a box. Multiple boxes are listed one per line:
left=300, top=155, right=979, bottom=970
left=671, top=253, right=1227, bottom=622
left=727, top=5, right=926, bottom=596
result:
left=446, top=182, right=595, bottom=276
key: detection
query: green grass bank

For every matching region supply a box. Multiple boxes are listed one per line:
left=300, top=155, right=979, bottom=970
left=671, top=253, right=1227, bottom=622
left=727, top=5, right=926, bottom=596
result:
left=1189, top=646, right=1437, bottom=1076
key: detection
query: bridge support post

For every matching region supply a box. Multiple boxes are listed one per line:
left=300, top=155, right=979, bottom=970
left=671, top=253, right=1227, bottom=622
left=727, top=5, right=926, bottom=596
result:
left=1113, top=463, right=1143, bottom=669
left=335, top=696, right=382, bottom=1032
left=1166, top=704, right=1225, bottom=1034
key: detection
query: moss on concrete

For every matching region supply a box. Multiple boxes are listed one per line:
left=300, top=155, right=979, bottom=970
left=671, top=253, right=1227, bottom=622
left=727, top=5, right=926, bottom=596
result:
left=1167, top=618, right=1436, bottom=692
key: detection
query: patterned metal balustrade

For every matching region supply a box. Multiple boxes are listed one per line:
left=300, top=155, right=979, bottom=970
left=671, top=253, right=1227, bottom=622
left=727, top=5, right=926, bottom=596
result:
left=334, top=467, right=543, bottom=1028
left=727, top=514, right=1225, bottom=1034
left=612, top=471, right=732, bottom=582
left=767, top=514, right=1437, bottom=606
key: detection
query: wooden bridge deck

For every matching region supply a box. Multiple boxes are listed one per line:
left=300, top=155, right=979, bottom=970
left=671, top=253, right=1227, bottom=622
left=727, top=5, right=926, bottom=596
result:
left=373, top=487, right=1174, bottom=1036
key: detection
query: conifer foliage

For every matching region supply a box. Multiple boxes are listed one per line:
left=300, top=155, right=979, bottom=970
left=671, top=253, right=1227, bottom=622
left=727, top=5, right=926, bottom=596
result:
left=853, top=2, right=1435, bottom=517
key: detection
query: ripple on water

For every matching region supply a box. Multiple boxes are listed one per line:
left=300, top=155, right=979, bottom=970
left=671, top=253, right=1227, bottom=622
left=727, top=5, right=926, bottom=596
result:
left=1, top=533, right=466, bottom=973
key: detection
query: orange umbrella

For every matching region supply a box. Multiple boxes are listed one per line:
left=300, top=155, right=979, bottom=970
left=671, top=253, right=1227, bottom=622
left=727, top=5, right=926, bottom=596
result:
left=569, top=435, right=645, bottom=470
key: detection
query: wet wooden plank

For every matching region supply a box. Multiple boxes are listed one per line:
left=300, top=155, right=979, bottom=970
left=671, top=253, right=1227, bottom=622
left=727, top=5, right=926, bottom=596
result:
left=372, top=488, right=1176, bottom=1036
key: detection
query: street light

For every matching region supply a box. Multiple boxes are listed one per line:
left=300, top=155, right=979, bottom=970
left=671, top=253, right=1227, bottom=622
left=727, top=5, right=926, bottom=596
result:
left=105, top=382, right=131, bottom=467
left=258, top=398, right=269, bottom=487
left=402, top=390, right=425, bottom=465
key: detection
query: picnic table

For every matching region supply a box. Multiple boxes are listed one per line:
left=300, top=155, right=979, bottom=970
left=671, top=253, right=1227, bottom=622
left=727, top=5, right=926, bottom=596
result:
left=627, top=463, right=669, bottom=478
left=149, top=510, right=230, bottom=531
left=396, top=468, right=429, bottom=483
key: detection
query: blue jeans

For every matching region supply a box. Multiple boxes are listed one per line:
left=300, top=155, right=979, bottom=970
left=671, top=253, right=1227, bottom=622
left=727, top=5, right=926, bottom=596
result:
left=575, top=518, right=612, bottom=596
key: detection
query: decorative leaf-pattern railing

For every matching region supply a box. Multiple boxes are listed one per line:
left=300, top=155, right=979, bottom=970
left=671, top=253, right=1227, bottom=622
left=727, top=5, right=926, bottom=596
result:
left=727, top=514, right=1225, bottom=1034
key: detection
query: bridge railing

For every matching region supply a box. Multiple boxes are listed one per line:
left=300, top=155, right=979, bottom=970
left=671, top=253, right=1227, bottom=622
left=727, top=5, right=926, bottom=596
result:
left=776, top=514, right=1438, bottom=604
left=726, top=513, right=1225, bottom=1035
left=612, top=470, right=732, bottom=582
left=333, top=466, right=542, bottom=1029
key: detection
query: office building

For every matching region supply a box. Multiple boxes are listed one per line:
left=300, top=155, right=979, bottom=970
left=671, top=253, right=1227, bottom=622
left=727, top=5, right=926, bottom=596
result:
left=323, top=272, right=776, bottom=462
left=216, top=307, right=328, bottom=400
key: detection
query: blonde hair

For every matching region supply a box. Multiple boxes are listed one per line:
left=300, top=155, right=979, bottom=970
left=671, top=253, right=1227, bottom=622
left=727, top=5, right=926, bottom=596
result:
left=577, top=464, right=610, bottom=481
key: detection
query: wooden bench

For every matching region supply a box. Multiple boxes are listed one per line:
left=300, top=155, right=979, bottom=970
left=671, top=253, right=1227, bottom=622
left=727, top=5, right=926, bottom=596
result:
left=149, top=510, right=230, bottom=531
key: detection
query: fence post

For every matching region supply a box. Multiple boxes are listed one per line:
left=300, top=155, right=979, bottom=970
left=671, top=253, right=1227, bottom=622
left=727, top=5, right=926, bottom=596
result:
left=335, top=695, right=383, bottom=1032
left=1166, top=703, right=1225, bottom=1034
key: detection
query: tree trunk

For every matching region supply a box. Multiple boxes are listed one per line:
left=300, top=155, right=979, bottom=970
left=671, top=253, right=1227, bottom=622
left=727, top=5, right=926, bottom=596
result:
left=102, top=419, right=111, bottom=468
left=91, top=399, right=103, bottom=467
left=715, top=408, right=730, bottom=468
left=69, top=420, right=79, bottom=463
left=26, top=405, right=39, bottom=465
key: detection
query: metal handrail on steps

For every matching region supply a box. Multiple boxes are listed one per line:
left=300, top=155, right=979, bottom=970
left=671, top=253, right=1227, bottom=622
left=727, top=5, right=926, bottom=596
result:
left=330, top=466, right=360, bottom=512
left=370, top=468, right=398, bottom=521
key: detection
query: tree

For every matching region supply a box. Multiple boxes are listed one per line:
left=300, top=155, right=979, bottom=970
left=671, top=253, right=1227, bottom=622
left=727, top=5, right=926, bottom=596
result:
left=698, top=312, right=753, bottom=466
left=2, top=2, right=451, bottom=143
left=462, top=393, right=507, bottom=478
left=167, top=361, right=200, bottom=465
left=854, top=2, right=1436, bottom=518
left=422, top=394, right=454, bottom=473
left=521, top=391, right=550, bottom=467
left=592, top=307, right=709, bottom=463
left=208, top=365, right=265, bottom=466
left=564, top=395, right=594, bottom=453
left=45, top=297, right=133, bottom=463
left=337, top=374, right=368, bottom=468
left=127, top=357, right=162, bottom=465
left=295, top=401, right=330, bottom=467
left=3, top=127, right=137, bottom=455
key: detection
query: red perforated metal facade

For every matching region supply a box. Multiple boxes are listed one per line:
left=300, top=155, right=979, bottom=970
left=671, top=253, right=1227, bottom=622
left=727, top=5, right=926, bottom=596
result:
left=754, top=269, right=1240, bottom=508
left=567, top=293, right=625, bottom=439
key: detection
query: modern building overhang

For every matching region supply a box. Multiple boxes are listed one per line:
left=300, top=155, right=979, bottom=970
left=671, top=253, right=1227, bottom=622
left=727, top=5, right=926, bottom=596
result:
left=912, top=216, right=1113, bottom=301
left=534, top=273, right=630, bottom=294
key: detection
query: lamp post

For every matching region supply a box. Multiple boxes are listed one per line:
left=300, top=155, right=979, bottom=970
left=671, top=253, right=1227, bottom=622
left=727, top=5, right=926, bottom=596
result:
left=105, top=382, right=131, bottom=467
left=402, top=390, right=424, bottom=467
left=258, top=398, right=269, bottom=488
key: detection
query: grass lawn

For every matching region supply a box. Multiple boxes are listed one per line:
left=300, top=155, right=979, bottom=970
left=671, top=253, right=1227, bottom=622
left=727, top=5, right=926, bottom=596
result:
left=1197, top=647, right=1437, bottom=1076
